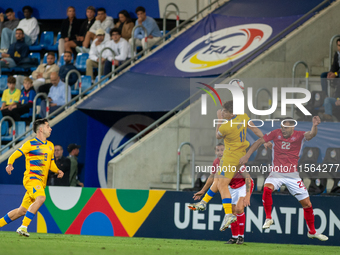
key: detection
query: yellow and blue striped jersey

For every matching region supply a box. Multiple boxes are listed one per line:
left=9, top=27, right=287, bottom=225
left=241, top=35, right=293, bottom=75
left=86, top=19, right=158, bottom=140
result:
left=218, top=114, right=250, bottom=152
left=8, top=137, right=59, bottom=187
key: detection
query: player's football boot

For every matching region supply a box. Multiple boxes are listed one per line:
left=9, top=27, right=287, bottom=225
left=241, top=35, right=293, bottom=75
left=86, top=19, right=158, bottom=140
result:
left=225, top=238, right=237, bottom=244
left=236, top=236, right=244, bottom=245
left=16, top=226, right=30, bottom=237
left=188, top=201, right=206, bottom=211
left=219, top=214, right=237, bottom=231
left=262, top=218, right=274, bottom=229
left=307, top=232, right=328, bottom=241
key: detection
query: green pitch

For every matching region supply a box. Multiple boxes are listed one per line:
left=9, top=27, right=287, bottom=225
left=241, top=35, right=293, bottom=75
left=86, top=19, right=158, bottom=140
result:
left=0, top=231, right=337, bottom=255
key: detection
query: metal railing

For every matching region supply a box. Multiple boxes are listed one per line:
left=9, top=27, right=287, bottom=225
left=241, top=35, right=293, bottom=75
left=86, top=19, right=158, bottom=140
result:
left=98, top=47, right=116, bottom=81
left=163, top=3, right=180, bottom=42
left=292, top=61, right=309, bottom=118
left=254, top=88, right=274, bottom=119
left=65, top=69, right=81, bottom=100
left=177, top=142, right=195, bottom=191
left=113, top=0, right=329, bottom=155
left=131, top=25, right=148, bottom=61
left=0, top=116, right=16, bottom=149
left=32, top=93, right=49, bottom=124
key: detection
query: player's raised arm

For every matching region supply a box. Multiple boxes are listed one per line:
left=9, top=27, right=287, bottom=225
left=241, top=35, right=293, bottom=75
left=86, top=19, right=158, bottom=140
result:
left=193, top=174, right=214, bottom=200
left=216, top=109, right=224, bottom=139
left=6, top=143, right=30, bottom=175
left=304, top=116, right=321, bottom=141
left=248, top=121, right=272, bottom=149
left=239, top=137, right=266, bottom=165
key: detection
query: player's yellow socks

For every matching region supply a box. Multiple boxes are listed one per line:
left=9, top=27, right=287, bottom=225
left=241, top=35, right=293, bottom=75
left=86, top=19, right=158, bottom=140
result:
left=0, top=214, right=12, bottom=227
left=222, top=198, right=232, bottom=214
left=22, top=211, right=35, bottom=227
left=202, top=189, right=216, bottom=203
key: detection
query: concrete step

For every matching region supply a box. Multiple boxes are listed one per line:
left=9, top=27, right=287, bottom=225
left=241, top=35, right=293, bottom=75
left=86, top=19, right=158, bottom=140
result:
left=310, top=66, right=328, bottom=76
left=161, top=172, right=192, bottom=183
left=149, top=182, right=193, bottom=190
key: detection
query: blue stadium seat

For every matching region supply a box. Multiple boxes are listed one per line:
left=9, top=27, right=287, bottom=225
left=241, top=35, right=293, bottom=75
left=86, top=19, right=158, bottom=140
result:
left=1, top=145, right=9, bottom=155
left=29, top=52, right=41, bottom=71
left=0, top=75, right=8, bottom=92
left=40, top=31, right=54, bottom=49
left=45, top=32, right=61, bottom=51
left=15, top=121, right=26, bottom=141
left=0, top=120, right=9, bottom=136
left=71, top=75, right=92, bottom=96
left=43, top=52, right=58, bottom=64
left=58, top=53, right=74, bottom=67
left=95, top=75, right=109, bottom=86
left=29, top=37, right=42, bottom=51
left=75, top=53, right=89, bottom=73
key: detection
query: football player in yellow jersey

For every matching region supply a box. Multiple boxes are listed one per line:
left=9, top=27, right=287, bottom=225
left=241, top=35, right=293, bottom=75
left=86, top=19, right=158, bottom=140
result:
left=0, top=118, right=64, bottom=237
left=214, top=101, right=269, bottom=231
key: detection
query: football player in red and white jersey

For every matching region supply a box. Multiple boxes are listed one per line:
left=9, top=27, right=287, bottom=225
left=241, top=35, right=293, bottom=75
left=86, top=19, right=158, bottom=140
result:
left=188, top=143, right=253, bottom=244
left=239, top=116, right=328, bottom=241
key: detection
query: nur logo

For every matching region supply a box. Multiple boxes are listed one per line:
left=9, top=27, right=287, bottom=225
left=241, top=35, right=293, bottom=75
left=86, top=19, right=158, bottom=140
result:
left=175, top=24, right=272, bottom=73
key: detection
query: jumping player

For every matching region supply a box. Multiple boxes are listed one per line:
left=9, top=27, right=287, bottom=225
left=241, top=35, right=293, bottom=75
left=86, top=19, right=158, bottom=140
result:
left=239, top=116, right=328, bottom=241
left=0, top=118, right=64, bottom=237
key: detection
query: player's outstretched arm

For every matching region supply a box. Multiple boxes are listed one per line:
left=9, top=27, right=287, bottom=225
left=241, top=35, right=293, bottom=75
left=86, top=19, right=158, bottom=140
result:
left=248, top=121, right=272, bottom=149
left=304, top=116, right=321, bottom=141
left=193, top=174, right=214, bottom=200
left=240, top=170, right=251, bottom=207
left=239, top=137, right=266, bottom=165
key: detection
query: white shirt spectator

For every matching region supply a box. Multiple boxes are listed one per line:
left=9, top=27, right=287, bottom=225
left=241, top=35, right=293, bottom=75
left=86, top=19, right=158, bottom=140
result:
left=102, top=38, right=131, bottom=62
left=17, top=17, right=39, bottom=43
left=88, top=33, right=110, bottom=62
left=89, top=16, right=114, bottom=34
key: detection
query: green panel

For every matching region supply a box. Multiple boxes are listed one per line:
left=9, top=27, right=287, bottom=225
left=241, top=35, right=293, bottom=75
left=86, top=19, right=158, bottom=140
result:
left=116, top=189, right=149, bottom=213
left=44, top=187, right=97, bottom=233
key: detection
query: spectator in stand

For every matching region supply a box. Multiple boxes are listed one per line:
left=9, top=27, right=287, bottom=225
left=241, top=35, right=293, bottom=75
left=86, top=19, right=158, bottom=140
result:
left=64, top=6, right=96, bottom=54
left=321, top=39, right=340, bottom=96
left=0, top=8, right=19, bottom=38
left=67, top=143, right=84, bottom=187
left=320, top=85, right=340, bottom=121
left=47, top=145, right=71, bottom=186
left=1, top=6, right=39, bottom=50
left=76, top=7, right=113, bottom=53
left=38, top=51, right=78, bottom=94
left=31, top=52, right=59, bottom=92
left=0, top=28, right=29, bottom=68
left=86, top=28, right=110, bottom=80
left=58, top=6, right=81, bottom=59
left=40, top=72, right=71, bottom=118
left=103, top=28, right=131, bottom=75
left=129, top=6, right=162, bottom=50
left=1, top=77, right=36, bottom=121
left=0, top=76, right=20, bottom=110
left=114, top=10, right=134, bottom=41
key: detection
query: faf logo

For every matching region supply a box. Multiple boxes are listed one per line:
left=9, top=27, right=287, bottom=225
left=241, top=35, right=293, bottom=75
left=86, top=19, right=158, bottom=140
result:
left=175, top=24, right=272, bottom=72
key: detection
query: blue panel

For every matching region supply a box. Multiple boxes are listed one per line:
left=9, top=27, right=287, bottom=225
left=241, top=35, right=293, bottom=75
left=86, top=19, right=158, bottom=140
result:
left=77, top=72, right=192, bottom=112
left=81, top=212, right=114, bottom=236
left=38, top=204, right=62, bottom=234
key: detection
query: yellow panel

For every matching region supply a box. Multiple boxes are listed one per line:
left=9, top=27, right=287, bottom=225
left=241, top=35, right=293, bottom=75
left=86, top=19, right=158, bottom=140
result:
left=101, top=189, right=165, bottom=237
left=37, top=211, right=47, bottom=233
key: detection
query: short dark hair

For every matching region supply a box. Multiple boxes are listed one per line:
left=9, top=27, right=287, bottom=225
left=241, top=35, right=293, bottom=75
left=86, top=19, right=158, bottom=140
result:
left=337, top=38, right=340, bottom=44
left=64, top=51, right=72, bottom=56
left=135, top=6, right=146, bottom=14
left=7, top=76, right=16, bottom=84
left=67, top=6, right=75, bottom=11
left=22, top=6, right=33, bottom=14
left=33, top=118, right=48, bottom=133
left=47, top=52, right=55, bottom=58
left=87, top=6, right=96, bottom=12
left=5, top=8, right=14, bottom=14
left=110, top=28, right=121, bottom=36
left=223, top=100, right=233, bottom=114
left=16, top=28, right=24, bottom=34
left=97, top=7, right=106, bottom=13
left=215, top=143, right=224, bottom=149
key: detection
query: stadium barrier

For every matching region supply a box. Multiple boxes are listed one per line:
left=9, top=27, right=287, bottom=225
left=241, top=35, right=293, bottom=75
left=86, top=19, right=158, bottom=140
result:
left=0, top=185, right=339, bottom=246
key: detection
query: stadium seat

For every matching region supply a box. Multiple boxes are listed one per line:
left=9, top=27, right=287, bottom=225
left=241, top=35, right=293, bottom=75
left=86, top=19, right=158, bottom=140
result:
left=0, top=75, right=8, bottom=92
left=29, top=52, right=41, bottom=71
left=297, top=91, right=326, bottom=121
left=15, top=121, right=26, bottom=141
left=29, top=37, right=42, bottom=51
left=75, top=53, right=89, bottom=73
left=58, top=53, right=74, bottom=67
left=45, top=32, right=61, bottom=51
left=43, top=52, right=58, bottom=64
left=40, top=31, right=54, bottom=49
left=298, top=147, right=320, bottom=178
left=308, top=178, right=327, bottom=195
left=78, top=75, right=92, bottom=95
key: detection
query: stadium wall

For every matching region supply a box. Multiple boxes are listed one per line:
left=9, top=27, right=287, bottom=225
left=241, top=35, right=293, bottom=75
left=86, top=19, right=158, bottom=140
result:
left=0, top=185, right=339, bottom=246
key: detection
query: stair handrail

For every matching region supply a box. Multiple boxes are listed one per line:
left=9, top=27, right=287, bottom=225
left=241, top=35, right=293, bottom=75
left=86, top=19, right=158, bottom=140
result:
left=0, top=116, right=16, bottom=149
left=113, top=0, right=330, bottom=155
left=177, top=142, right=195, bottom=191
left=131, top=25, right=148, bottom=61
left=291, top=61, right=309, bottom=118
left=163, top=3, right=180, bottom=42
left=65, top=69, right=82, bottom=100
